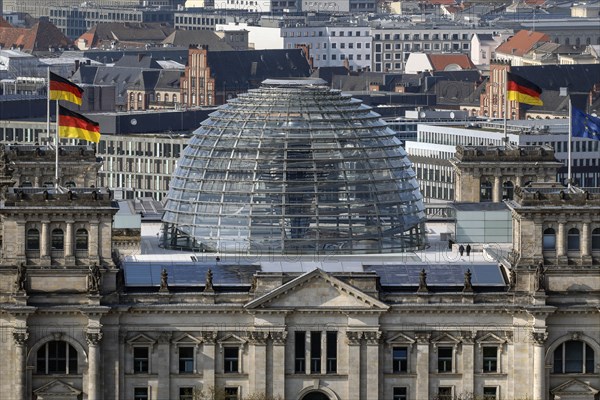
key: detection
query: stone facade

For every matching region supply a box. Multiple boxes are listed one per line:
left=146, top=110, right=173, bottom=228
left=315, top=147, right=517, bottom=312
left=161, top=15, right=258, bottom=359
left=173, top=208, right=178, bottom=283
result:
left=0, top=146, right=598, bottom=400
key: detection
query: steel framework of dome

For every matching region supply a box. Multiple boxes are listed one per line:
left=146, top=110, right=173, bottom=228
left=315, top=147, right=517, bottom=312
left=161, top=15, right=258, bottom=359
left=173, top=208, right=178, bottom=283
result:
left=162, top=78, right=426, bottom=254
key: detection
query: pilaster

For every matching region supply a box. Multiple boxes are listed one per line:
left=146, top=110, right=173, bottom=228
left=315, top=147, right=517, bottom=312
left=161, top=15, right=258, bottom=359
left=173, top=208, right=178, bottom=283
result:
left=415, top=332, right=430, bottom=400
left=86, top=330, right=103, bottom=400
left=346, top=331, right=362, bottom=400
left=270, top=331, right=287, bottom=399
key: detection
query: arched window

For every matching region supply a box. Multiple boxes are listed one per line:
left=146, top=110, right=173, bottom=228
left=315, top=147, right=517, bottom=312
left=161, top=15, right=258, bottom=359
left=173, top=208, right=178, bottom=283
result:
left=51, top=229, right=64, bottom=251
left=553, top=340, right=594, bottom=373
left=36, top=341, right=78, bottom=374
left=137, top=93, right=142, bottom=102
left=568, top=228, right=580, bottom=251
left=480, top=180, right=492, bottom=202
left=172, top=94, right=177, bottom=103
left=76, top=229, right=88, bottom=251
left=592, top=228, right=600, bottom=251
left=503, top=181, right=514, bottom=200
left=164, top=93, right=169, bottom=103
left=26, top=228, right=40, bottom=251
left=156, top=93, right=161, bottom=102
left=543, top=228, right=556, bottom=250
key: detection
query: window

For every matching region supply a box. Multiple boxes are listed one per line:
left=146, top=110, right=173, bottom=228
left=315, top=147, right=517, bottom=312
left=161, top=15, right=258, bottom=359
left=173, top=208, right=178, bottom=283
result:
left=438, top=347, right=453, bottom=372
left=180, top=387, right=194, bottom=400
left=592, top=228, right=600, bottom=251
left=326, top=331, right=337, bottom=373
left=133, top=347, right=149, bottom=373
left=224, top=387, right=239, bottom=400
left=568, top=228, right=580, bottom=251
left=393, top=387, right=408, bottom=400
left=134, top=388, right=148, bottom=400
left=393, top=347, right=408, bottom=372
left=483, top=387, right=497, bottom=400
left=311, top=331, right=321, bottom=373
left=27, top=228, right=40, bottom=250
left=543, top=228, right=556, bottom=250
left=295, top=331, right=305, bottom=372
left=179, top=347, right=194, bottom=373
left=51, top=228, right=64, bottom=250
left=438, top=387, right=453, bottom=400
left=224, top=347, right=239, bottom=373
left=480, top=180, right=492, bottom=202
left=502, top=181, right=514, bottom=200
left=36, top=341, right=78, bottom=374
left=75, top=229, right=88, bottom=251
left=553, top=340, right=594, bottom=373
left=157, top=93, right=161, bottom=102
left=483, top=347, right=497, bottom=372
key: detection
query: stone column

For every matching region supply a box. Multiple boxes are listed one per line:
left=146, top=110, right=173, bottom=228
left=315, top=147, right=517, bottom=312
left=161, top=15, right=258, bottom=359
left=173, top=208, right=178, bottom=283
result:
left=65, top=220, right=74, bottom=263
left=202, top=332, right=217, bottom=392
left=89, top=220, right=100, bottom=262
left=461, top=332, right=475, bottom=395
left=270, top=331, right=287, bottom=399
left=531, top=332, right=547, bottom=400
left=16, top=221, right=26, bottom=260
left=248, top=332, right=268, bottom=394
left=40, top=220, right=50, bottom=260
left=533, top=216, right=543, bottom=262
left=305, top=330, right=311, bottom=374
left=346, top=331, right=362, bottom=400
left=13, top=329, right=28, bottom=400
left=321, top=331, right=327, bottom=374
left=415, top=333, right=430, bottom=400
left=86, top=331, right=103, bottom=400
left=581, top=220, right=592, bottom=263
left=156, top=333, right=171, bottom=400
left=363, top=331, right=381, bottom=400
left=516, top=174, right=523, bottom=188
left=493, top=175, right=502, bottom=202
left=557, top=220, right=566, bottom=258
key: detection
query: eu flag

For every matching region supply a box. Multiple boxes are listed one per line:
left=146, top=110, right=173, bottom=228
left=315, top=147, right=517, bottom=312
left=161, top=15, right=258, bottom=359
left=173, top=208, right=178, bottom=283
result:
left=572, top=107, right=600, bottom=141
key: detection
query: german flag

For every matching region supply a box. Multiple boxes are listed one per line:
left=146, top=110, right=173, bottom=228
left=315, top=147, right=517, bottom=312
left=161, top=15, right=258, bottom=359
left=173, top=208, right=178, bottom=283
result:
left=50, top=72, right=84, bottom=105
left=58, top=106, right=101, bottom=143
left=507, top=72, right=543, bottom=106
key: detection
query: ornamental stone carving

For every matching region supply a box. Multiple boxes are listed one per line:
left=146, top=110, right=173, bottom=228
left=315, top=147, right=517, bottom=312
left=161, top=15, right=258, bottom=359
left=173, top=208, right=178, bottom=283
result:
left=202, top=331, right=217, bottom=344
left=363, top=331, right=382, bottom=345
left=248, top=331, right=269, bottom=345
left=270, top=331, right=288, bottom=345
left=530, top=331, right=548, bottom=345
left=13, top=330, right=28, bottom=346
left=346, top=331, right=363, bottom=345
left=86, top=332, right=103, bottom=346
left=415, top=332, right=431, bottom=344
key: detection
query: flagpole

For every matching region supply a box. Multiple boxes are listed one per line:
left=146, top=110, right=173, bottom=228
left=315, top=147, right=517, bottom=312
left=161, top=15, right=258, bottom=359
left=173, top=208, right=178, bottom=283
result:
left=55, top=101, right=59, bottom=190
left=567, top=97, right=572, bottom=190
left=503, top=74, right=508, bottom=146
left=47, top=67, right=51, bottom=141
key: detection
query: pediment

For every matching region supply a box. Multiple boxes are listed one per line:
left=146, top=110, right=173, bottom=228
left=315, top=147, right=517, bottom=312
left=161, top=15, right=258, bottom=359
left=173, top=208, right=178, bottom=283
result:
left=552, top=379, right=599, bottom=396
left=127, top=333, right=156, bottom=346
left=34, top=380, right=81, bottom=397
left=218, top=333, right=247, bottom=345
left=245, top=269, right=388, bottom=311
left=173, top=333, right=201, bottom=345
left=476, top=332, right=507, bottom=345
left=432, top=332, right=461, bottom=345
left=386, top=332, right=416, bottom=345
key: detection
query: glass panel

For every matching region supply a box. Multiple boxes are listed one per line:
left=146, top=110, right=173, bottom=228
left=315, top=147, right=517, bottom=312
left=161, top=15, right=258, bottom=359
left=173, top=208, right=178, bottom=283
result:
left=565, top=341, right=583, bottom=373
left=179, top=347, right=194, bottom=373
left=162, top=80, right=426, bottom=254
left=393, top=347, right=408, bottom=372
left=295, top=331, right=305, bottom=373
left=483, top=347, right=497, bottom=372
left=543, top=229, right=556, bottom=250
left=568, top=229, right=580, bottom=251
left=438, top=347, right=453, bottom=372
left=51, top=229, right=64, bottom=250
left=27, top=229, right=40, bottom=250
left=224, top=347, right=238, bottom=373
left=76, top=229, right=88, bottom=251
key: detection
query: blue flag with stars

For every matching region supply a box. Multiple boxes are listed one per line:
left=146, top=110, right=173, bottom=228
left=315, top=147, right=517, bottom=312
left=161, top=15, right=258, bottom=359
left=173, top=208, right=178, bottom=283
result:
left=572, top=107, right=600, bottom=141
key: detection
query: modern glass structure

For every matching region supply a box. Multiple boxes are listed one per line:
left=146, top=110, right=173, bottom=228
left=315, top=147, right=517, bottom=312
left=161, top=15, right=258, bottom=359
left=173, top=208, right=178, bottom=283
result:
left=162, top=78, right=426, bottom=254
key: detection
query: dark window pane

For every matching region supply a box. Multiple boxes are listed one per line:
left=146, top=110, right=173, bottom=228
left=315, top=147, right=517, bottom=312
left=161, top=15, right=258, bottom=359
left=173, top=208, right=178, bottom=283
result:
left=179, top=347, right=194, bottom=373
left=295, top=331, right=305, bottom=373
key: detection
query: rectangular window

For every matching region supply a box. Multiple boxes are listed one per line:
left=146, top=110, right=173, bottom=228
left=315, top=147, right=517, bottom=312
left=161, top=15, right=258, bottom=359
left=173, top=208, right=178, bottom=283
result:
left=134, top=388, right=148, bottom=400
left=438, top=387, right=453, bottom=400
left=179, top=347, right=194, bottom=373
left=295, top=331, right=306, bottom=373
left=483, top=387, right=497, bottom=400
left=224, top=347, right=239, bottom=373
left=133, top=347, right=149, bottom=373
left=483, top=347, right=497, bottom=372
left=393, top=346, right=408, bottom=372
left=393, top=387, right=408, bottom=400
left=224, top=387, right=239, bottom=400
left=311, top=331, right=321, bottom=373
left=180, top=387, right=194, bottom=400
left=438, top=347, right=453, bottom=372
left=326, top=331, right=337, bottom=373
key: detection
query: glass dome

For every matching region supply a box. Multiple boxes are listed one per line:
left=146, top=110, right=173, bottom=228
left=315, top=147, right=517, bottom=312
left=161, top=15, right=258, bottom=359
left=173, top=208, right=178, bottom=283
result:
left=162, top=78, right=426, bottom=254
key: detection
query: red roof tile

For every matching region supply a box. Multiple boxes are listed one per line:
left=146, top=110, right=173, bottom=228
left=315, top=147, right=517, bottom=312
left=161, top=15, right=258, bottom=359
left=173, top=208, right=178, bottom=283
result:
left=495, top=29, right=550, bottom=57
left=0, top=19, right=70, bottom=51
left=427, top=53, right=476, bottom=71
